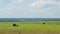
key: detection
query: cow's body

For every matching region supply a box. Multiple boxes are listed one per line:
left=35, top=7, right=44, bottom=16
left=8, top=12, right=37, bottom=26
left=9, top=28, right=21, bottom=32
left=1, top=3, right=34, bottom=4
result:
left=13, top=24, right=18, bottom=27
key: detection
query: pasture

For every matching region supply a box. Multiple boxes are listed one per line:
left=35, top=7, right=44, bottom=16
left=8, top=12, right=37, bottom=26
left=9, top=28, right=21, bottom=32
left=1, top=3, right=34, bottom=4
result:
left=0, top=21, right=60, bottom=34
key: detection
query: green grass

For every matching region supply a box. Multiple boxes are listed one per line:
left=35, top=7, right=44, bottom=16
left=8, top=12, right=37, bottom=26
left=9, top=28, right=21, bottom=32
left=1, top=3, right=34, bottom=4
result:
left=0, top=21, right=60, bottom=31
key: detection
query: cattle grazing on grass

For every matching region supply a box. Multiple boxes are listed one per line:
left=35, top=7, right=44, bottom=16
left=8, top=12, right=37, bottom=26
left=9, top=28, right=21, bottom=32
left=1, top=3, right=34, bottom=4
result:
left=13, top=24, right=18, bottom=27
left=43, top=23, right=46, bottom=24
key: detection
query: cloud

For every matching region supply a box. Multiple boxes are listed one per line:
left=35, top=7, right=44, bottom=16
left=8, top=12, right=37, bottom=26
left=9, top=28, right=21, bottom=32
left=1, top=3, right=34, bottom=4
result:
left=0, top=0, right=24, bottom=18
left=0, top=0, right=60, bottom=18
left=0, top=3, right=13, bottom=14
left=0, top=0, right=23, bottom=12
left=28, top=0, right=60, bottom=8
left=12, top=0, right=23, bottom=3
left=27, top=0, right=60, bottom=18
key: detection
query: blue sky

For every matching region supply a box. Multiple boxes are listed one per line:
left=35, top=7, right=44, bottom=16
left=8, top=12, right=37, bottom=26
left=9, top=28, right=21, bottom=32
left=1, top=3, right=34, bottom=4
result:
left=0, top=0, right=60, bottom=18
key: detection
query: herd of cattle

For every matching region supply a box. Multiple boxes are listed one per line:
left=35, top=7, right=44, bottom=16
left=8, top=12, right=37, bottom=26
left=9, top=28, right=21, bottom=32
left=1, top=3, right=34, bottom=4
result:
left=13, top=23, right=46, bottom=27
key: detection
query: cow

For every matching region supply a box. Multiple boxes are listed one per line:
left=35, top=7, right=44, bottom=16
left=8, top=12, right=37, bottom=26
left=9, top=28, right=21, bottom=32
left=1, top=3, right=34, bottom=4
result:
left=43, top=23, right=46, bottom=24
left=13, top=24, right=18, bottom=27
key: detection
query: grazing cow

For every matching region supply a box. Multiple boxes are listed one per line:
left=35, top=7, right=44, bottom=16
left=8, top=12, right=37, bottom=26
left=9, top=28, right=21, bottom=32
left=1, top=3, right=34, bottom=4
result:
left=13, top=24, right=18, bottom=27
left=43, top=23, right=46, bottom=24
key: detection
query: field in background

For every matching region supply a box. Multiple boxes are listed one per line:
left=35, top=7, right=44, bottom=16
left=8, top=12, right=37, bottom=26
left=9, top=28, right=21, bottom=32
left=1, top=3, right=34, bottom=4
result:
left=0, top=21, right=60, bottom=34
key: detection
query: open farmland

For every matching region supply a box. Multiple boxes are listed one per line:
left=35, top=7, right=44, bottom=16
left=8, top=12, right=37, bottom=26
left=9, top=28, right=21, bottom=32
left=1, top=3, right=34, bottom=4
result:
left=0, top=21, right=60, bottom=34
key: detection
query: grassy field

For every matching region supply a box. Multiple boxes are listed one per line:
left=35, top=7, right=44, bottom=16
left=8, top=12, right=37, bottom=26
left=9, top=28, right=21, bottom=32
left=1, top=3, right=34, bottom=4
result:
left=0, top=21, right=60, bottom=34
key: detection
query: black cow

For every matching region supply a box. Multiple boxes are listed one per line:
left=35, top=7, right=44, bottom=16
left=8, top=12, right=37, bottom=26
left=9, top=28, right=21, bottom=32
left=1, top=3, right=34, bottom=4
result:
left=13, top=24, right=18, bottom=27
left=43, top=23, right=46, bottom=24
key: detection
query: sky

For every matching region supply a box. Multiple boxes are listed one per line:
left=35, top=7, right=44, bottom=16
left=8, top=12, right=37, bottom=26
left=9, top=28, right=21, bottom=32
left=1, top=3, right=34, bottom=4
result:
left=0, top=0, right=60, bottom=18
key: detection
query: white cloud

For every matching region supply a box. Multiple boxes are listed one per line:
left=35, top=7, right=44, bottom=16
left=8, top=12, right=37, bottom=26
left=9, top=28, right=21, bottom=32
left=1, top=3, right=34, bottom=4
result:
left=27, top=0, right=60, bottom=18
left=0, top=8, right=12, bottom=14
left=28, top=0, right=60, bottom=8
left=12, top=0, right=23, bottom=3
left=0, top=0, right=60, bottom=18
left=0, top=3, right=23, bottom=16
left=0, top=0, right=24, bottom=18
left=28, top=0, right=48, bottom=8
